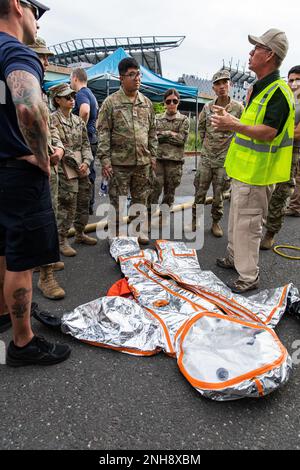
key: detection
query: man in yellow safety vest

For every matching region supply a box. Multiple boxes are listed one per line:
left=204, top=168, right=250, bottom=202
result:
left=211, top=29, right=295, bottom=294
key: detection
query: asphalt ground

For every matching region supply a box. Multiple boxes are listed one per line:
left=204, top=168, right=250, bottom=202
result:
left=1, top=159, right=300, bottom=451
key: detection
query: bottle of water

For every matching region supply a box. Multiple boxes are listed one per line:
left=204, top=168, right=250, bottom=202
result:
left=99, top=178, right=108, bottom=198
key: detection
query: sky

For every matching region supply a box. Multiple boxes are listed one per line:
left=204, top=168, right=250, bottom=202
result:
left=39, top=0, right=299, bottom=81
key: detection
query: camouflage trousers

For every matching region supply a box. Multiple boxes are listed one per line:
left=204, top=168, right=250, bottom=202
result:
left=287, top=154, right=300, bottom=215
left=57, top=174, right=91, bottom=238
left=149, top=160, right=183, bottom=207
left=109, top=164, right=152, bottom=223
left=50, top=167, right=59, bottom=217
left=193, top=164, right=228, bottom=222
left=266, top=153, right=299, bottom=234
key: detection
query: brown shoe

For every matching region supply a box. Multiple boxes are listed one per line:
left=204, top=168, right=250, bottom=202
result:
left=260, top=231, right=275, bottom=250
left=216, top=257, right=236, bottom=270
left=211, top=222, right=223, bottom=238
left=227, top=276, right=259, bottom=294
left=38, top=266, right=65, bottom=300
left=75, top=233, right=98, bottom=246
left=59, top=237, right=77, bottom=257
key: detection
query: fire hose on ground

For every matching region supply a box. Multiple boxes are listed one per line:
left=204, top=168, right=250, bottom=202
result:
left=67, top=193, right=231, bottom=237
left=67, top=194, right=300, bottom=261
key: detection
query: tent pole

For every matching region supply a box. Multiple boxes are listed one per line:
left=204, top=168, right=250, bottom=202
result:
left=106, top=74, right=110, bottom=97
left=194, top=92, right=199, bottom=171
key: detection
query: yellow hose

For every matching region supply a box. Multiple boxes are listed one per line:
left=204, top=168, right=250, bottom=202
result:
left=273, top=245, right=300, bottom=260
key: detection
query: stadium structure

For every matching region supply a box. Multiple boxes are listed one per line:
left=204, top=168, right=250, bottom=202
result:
left=179, top=61, right=256, bottom=104
left=49, top=36, right=185, bottom=75
left=47, top=38, right=256, bottom=114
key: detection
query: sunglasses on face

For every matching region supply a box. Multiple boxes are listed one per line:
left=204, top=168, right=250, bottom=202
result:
left=58, top=95, right=75, bottom=101
left=20, top=0, right=39, bottom=20
left=165, top=99, right=179, bottom=105
left=252, top=44, right=272, bottom=54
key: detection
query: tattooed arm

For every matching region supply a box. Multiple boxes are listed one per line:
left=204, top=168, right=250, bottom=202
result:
left=6, top=70, right=50, bottom=176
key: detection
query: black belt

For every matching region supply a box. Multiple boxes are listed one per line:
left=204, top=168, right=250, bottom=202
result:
left=0, top=158, right=34, bottom=169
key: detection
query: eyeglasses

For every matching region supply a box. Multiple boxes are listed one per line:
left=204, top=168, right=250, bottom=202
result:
left=165, top=99, right=179, bottom=105
left=122, top=71, right=143, bottom=80
left=20, top=1, right=39, bottom=20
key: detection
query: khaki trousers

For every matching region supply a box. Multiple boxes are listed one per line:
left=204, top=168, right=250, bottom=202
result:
left=227, top=179, right=274, bottom=283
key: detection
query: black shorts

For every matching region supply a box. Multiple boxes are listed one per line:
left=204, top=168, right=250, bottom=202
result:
left=0, top=166, right=60, bottom=272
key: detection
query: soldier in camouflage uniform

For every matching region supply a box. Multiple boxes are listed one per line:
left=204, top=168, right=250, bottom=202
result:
left=97, top=58, right=157, bottom=244
left=29, top=38, right=65, bottom=300
left=149, top=89, right=190, bottom=211
left=190, top=70, right=244, bottom=237
left=50, top=83, right=96, bottom=258
left=261, top=65, right=300, bottom=249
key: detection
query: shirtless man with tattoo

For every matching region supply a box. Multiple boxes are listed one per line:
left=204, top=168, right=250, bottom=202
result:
left=0, top=0, right=71, bottom=366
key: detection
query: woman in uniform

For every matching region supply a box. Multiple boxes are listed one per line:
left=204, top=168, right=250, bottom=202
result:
left=50, top=83, right=97, bottom=257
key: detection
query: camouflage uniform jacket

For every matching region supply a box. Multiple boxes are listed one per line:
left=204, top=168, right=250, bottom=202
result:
left=294, top=102, right=300, bottom=150
left=97, top=87, right=158, bottom=167
left=42, top=91, right=64, bottom=153
left=199, top=97, right=244, bottom=168
left=50, top=109, right=93, bottom=168
left=156, top=111, right=190, bottom=161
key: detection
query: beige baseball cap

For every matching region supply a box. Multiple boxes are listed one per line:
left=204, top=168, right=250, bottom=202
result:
left=28, top=37, right=54, bottom=56
left=248, top=28, right=289, bottom=60
left=49, top=83, right=76, bottom=99
left=212, top=69, right=231, bottom=84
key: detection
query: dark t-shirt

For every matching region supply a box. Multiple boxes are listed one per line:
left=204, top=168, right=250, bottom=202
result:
left=248, top=70, right=290, bottom=135
left=73, top=87, right=99, bottom=144
left=0, top=32, right=44, bottom=159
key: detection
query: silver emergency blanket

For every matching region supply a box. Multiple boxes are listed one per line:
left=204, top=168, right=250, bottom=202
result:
left=62, top=238, right=299, bottom=401
left=62, top=296, right=164, bottom=356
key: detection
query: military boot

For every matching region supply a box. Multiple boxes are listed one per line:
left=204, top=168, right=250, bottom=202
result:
left=285, top=208, right=300, bottom=217
left=53, top=261, right=65, bottom=271
left=75, top=232, right=98, bottom=246
left=38, top=266, right=65, bottom=300
left=260, top=231, right=275, bottom=250
left=34, top=262, right=65, bottom=273
left=59, top=237, right=77, bottom=257
left=211, top=222, right=223, bottom=238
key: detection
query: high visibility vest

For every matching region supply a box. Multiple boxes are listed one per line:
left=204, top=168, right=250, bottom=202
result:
left=225, top=79, right=295, bottom=185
